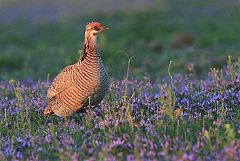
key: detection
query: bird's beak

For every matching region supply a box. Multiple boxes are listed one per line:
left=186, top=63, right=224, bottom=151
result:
left=100, top=26, right=109, bottom=31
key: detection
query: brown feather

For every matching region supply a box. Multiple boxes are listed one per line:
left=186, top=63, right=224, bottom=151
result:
left=44, top=22, right=109, bottom=117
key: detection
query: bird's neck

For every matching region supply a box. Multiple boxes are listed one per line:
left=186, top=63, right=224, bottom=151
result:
left=84, top=31, right=97, bottom=44
left=80, top=32, right=100, bottom=62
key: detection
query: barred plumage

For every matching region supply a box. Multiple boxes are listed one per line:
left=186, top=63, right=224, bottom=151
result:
left=44, top=22, right=109, bottom=117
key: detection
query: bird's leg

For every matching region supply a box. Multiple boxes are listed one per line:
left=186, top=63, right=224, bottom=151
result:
left=88, top=96, right=92, bottom=106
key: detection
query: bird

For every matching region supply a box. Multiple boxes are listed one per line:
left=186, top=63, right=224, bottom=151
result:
left=43, top=22, right=109, bottom=117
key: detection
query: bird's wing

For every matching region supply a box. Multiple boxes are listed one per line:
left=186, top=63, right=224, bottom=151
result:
left=47, top=64, right=77, bottom=100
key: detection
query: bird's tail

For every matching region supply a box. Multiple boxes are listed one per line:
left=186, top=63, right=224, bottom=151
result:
left=43, top=105, right=53, bottom=115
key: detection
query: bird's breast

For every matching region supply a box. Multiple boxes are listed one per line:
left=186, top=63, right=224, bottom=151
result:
left=75, top=60, right=108, bottom=104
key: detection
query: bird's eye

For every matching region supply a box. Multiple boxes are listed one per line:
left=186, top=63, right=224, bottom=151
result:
left=93, top=26, right=99, bottom=31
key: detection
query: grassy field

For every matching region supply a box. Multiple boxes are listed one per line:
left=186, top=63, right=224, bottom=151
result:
left=0, top=0, right=239, bottom=81
left=0, top=0, right=239, bottom=160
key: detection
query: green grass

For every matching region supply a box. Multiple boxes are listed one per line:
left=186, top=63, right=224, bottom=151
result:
left=0, top=2, right=239, bottom=81
left=0, top=1, right=240, bottom=160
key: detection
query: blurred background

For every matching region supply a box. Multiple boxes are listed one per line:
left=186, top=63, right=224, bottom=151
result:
left=0, top=0, right=239, bottom=81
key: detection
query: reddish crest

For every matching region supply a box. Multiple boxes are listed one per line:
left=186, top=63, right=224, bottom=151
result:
left=86, top=22, right=102, bottom=29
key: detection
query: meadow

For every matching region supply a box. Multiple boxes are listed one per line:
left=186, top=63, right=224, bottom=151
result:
left=0, top=0, right=239, bottom=160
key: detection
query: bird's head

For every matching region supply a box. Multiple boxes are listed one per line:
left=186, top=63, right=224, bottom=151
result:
left=85, top=22, right=108, bottom=37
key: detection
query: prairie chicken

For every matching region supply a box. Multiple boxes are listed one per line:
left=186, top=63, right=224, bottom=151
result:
left=44, top=22, right=109, bottom=117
